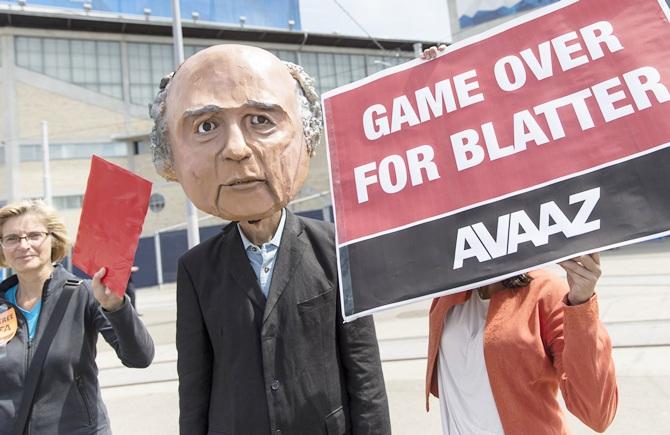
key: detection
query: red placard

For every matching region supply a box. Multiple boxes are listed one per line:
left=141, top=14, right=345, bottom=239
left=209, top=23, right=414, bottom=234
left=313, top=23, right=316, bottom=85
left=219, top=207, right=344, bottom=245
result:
left=72, top=156, right=152, bottom=297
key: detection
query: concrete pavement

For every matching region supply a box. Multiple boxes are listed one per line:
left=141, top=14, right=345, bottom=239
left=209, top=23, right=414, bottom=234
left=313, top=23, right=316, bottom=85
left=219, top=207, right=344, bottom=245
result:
left=99, top=239, right=670, bottom=434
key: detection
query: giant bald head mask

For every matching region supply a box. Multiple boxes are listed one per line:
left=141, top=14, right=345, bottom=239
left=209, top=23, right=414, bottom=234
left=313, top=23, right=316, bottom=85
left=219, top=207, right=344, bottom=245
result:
left=150, top=44, right=322, bottom=221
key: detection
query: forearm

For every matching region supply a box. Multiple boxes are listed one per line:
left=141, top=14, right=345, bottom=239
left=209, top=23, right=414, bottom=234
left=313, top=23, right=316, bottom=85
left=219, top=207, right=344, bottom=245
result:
left=176, top=260, right=213, bottom=434
left=560, top=294, right=618, bottom=431
left=176, top=307, right=213, bottom=434
left=101, top=296, right=155, bottom=368
left=177, top=352, right=213, bottom=435
left=338, top=315, right=391, bottom=434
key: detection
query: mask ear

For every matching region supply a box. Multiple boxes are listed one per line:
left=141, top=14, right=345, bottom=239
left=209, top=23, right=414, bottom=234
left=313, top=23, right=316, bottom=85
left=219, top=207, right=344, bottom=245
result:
left=150, top=71, right=179, bottom=182
left=283, top=61, right=323, bottom=157
left=157, top=163, right=179, bottom=182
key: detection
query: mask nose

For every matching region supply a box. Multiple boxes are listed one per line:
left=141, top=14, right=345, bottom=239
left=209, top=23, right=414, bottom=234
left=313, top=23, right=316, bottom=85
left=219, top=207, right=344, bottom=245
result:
left=220, top=124, right=252, bottom=161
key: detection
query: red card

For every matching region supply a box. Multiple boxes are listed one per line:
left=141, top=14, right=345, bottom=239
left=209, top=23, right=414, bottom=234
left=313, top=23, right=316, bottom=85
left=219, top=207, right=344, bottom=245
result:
left=73, top=155, right=152, bottom=297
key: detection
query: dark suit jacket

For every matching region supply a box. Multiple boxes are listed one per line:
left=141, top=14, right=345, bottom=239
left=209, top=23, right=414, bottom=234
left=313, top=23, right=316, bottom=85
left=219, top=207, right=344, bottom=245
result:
left=176, top=211, right=391, bottom=435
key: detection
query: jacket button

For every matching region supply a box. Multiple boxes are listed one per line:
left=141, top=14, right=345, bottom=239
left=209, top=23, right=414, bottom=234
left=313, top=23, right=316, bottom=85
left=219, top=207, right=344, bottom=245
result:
left=271, top=379, right=280, bottom=391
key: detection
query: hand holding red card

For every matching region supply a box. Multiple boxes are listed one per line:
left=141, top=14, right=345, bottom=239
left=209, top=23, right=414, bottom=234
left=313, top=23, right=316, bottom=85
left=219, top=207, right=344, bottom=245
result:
left=73, top=156, right=152, bottom=297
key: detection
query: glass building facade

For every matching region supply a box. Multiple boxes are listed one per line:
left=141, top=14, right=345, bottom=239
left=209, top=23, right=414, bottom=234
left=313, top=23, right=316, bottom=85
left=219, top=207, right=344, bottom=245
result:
left=15, top=36, right=412, bottom=105
left=1, top=0, right=302, bottom=30
left=15, top=37, right=123, bottom=98
left=8, top=35, right=412, bottom=165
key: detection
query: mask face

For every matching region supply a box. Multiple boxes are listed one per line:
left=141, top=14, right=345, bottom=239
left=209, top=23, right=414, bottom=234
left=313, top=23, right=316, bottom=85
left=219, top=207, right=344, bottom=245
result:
left=165, top=45, right=310, bottom=221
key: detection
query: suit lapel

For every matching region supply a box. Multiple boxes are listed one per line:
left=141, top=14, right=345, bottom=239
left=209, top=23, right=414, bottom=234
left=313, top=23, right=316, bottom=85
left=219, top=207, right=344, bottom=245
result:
left=223, top=224, right=267, bottom=313
left=263, top=211, right=306, bottom=324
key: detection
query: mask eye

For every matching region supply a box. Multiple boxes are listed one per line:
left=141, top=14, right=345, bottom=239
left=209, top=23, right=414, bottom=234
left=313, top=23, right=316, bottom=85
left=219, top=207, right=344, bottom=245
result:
left=197, top=120, right=217, bottom=134
left=250, top=115, right=273, bottom=126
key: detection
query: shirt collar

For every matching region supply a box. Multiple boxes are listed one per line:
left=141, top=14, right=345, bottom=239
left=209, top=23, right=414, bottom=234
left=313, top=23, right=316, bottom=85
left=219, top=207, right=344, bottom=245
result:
left=238, top=208, right=287, bottom=250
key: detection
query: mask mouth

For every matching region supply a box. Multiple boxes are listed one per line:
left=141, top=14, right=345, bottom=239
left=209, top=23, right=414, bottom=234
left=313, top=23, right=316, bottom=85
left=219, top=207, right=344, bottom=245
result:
left=223, top=177, right=265, bottom=187
left=213, top=184, right=280, bottom=222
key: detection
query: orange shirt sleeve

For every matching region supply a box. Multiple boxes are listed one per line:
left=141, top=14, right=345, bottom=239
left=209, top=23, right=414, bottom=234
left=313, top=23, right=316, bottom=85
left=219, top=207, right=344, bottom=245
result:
left=540, top=277, right=618, bottom=432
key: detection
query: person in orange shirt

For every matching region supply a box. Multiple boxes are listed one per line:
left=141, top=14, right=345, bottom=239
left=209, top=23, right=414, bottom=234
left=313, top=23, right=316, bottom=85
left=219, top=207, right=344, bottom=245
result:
left=424, top=253, right=618, bottom=434
left=420, top=45, right=618, bottom=435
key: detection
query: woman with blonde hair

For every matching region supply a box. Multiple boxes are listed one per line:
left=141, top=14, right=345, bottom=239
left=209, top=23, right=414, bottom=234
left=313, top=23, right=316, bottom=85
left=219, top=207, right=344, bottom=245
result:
left=0, top=200, right=154, bottom=435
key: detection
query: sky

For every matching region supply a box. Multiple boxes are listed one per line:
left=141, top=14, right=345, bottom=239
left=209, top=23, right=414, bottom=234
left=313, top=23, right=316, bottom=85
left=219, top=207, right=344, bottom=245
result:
left=299, top=0, right=453, bottom=43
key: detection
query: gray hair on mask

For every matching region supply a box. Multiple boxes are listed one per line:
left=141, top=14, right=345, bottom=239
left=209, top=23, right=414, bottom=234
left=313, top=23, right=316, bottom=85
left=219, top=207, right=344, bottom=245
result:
left=149, top=61, right=323, bottom=181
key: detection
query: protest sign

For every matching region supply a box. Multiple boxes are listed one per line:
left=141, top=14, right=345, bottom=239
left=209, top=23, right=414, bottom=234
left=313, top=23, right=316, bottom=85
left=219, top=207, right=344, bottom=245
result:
left=72, top=156, right=152, bottom=297
left=323, top=0, right=670, bottom=320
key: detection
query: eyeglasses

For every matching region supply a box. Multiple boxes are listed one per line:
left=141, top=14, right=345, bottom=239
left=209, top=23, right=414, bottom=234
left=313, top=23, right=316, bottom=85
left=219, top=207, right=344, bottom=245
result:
left=0, top=232, right=51, bottom=249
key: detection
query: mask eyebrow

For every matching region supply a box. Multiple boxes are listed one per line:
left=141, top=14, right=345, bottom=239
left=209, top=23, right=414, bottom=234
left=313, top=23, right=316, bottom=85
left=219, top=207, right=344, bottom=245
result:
left=246, top=100, right=284, bottom=112
left=182, top=101, right=289, bottom=120
left=183, top=104, right=224, bottom=119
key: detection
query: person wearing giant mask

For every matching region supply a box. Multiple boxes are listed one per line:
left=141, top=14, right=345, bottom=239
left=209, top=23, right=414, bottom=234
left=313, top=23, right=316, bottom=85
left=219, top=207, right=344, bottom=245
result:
left=150, top=44, right=391, bottom=434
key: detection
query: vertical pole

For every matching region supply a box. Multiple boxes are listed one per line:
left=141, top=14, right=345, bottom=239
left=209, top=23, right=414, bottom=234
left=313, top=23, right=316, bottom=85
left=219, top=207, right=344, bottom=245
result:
left=413, top=42, right=423, bottom=57
left=41, top=121, right=52, bottom=206
left=2, top=35, right=20, bottom=203
left=154, top=232, right=163, bottom=290
left=66, top=247, right=73, bottom=272
left=120, top=39, right=134, bottom=173
left=171, top=0, right=200, bottom=249
left=171, top=0, right=185, bottom=64
left=322, top=205, right=332, bottom=222
left=126, top=141, right=135, bottom=172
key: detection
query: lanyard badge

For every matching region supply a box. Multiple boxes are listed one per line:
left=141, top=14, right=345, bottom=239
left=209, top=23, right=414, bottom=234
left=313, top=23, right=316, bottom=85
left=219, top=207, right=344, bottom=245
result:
left=0, top=304, right=18, bottom=359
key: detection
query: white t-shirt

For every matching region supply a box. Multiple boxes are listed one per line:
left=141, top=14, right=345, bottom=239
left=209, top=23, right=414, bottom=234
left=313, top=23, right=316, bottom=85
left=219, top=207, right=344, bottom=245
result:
left=437, top=292, right=504, bottom=435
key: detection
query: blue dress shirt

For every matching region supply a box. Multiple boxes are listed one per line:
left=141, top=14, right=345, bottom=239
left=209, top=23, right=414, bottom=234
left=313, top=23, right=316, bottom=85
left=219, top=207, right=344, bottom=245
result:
left=238, top=209, right=287, bottom=298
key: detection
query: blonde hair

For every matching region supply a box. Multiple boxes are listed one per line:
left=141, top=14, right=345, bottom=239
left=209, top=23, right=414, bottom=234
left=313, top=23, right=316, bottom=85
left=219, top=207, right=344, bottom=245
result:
left=0, top=200, right=69, bottom=267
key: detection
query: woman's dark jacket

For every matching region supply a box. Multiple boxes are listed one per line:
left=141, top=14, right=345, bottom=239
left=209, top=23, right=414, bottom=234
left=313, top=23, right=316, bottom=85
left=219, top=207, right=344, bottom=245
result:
left=0, top=264, right=155, bottom=434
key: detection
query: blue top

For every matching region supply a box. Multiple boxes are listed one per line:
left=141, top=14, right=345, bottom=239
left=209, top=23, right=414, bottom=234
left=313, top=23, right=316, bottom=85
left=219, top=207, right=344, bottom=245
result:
left=5, top=284, right=42, bottom=341
left=238, top=209, right=287, bottom=299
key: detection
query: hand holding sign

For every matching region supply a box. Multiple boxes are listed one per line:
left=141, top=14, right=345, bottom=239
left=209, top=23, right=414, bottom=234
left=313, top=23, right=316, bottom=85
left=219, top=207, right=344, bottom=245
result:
left=560, top=253, right=602, bottom=305
left=420, top=44, right=447, bottom=60
left=91, top=267, right=124, bottom=311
